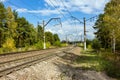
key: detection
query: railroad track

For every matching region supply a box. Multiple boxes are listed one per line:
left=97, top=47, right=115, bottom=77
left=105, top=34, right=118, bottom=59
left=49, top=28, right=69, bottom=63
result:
left=0, top=47, right=73, bottom=77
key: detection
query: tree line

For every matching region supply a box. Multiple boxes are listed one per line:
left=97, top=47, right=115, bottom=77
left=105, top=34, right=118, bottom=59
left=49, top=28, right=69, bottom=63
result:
left=0, top=2, right=60, bottom=53
left=93, top=0, right=120, bottom=78
left=94, top=0, right=120, bottom=51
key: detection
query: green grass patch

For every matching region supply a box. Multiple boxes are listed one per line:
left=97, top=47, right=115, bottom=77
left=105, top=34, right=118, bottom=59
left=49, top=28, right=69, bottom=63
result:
left=74, top=48, right=120, bottom=79
left=74, top=49, right=111, bottom=72
left=100, top=51, right=120, bottom=79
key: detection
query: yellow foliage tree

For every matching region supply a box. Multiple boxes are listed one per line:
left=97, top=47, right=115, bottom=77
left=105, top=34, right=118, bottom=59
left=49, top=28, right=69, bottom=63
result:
left=6, top=7, right=17, bottom=38
left=2, top=37, right=16, bottom=52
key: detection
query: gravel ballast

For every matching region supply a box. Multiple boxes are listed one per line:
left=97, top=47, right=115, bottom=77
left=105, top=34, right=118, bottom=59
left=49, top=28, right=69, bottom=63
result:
left=0, top=47, right=116, bottom=80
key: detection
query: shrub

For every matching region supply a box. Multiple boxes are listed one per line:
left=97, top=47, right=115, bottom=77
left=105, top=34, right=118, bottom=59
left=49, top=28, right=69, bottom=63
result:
left=61, top=43, right=67, bottom=47
left=46, top=42, right=51, bottom=48
left=2, top=37, right=16, bottom=52
left=92, top=39, right=101, bottom=52
left=35, top=41, right=43, bottom=49
left=101, top=52, right=120, bottom=78
left=0, top=48, right=3, bottom=54
left=105, top=61, right=120, bottom=78
left=54, top=41, right=61, bottom=47
left=86, top=39, right=92, bottom=48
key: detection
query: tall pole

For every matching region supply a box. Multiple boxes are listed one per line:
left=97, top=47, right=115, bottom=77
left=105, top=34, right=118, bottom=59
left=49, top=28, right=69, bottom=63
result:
left=81, top=34, right=82, bottom=42
left=41, top=18, right=61, bottom=49
left=43, top=20, right=46, bottom=49
left=84, top=17, right=86, bottom=50
left=66, top=35, right=68, bottom=46
left=112, top=30, right=115, bottom=53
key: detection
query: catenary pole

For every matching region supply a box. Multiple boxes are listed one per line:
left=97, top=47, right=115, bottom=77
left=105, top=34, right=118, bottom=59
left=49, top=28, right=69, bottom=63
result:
left=84, top=17, right=86, bottom=50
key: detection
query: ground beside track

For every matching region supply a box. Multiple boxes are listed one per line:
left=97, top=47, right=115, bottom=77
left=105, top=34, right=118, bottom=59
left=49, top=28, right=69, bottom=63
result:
left=0, top=47, right=116, bottom=80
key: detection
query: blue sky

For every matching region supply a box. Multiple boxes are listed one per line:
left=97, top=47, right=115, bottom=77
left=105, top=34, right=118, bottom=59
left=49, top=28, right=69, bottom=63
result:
left=1, top=0, right=109, bottom=41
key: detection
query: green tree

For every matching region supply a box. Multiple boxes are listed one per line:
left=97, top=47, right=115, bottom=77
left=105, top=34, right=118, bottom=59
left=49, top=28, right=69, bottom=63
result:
left=45, top=31, right=54, bottom=45
left=13, top=10, right=18, bottom=21
left=2, top=37, right=16, bottom=52
left=15, top=17, right=37, bottom=47
left=103, top=0, right=120, bottom=50
left=53, top=34, right=61, bottom=47
left=0, top=2, right=6, bottom=47
left=86, top=39, right=92, bottom=48
left=6, top=7, right=17, bottom=38
left=37, top=24, right=43, bottom=41
left=94, top=0, right=120, bottom=50
left=92, top=39, right=101, bottom=52
left=94, top=14, right=111, bottom=49
left=53, top=34, right=60, bottom=42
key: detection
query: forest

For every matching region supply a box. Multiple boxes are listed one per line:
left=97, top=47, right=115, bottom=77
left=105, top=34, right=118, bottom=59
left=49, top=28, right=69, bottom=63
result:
left=0, top=2, right=61, bottom=53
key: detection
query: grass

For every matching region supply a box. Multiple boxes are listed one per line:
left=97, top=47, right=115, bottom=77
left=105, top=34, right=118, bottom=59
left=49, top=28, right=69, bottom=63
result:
left=74, top=49, right=110, bottom=71
left=74, top=48, right=120, bottom=79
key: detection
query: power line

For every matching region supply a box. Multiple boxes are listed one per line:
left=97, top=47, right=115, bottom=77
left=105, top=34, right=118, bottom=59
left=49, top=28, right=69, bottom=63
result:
left=49, top=0, right=73, bottom=30
left=70, top=15, right=98, bottom=50
left=49, top=0, right=74, bottom=25
left=71, top=16, right=84, bottom=24
left=86, top=15, right=98, bottom=22
left=58, top=0, right=73, bottom=17
left=49, top=0, right=67, bottom=20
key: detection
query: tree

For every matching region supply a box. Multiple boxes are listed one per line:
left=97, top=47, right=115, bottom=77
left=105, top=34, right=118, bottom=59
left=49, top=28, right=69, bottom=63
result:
left=1, top=7, right=17, bottom=51
left=92, top=39, right=101, bottom=52
left=0, top=2, right=6, bottom=47
left=94, top=0, right=120, bottom=50
left=2, top=37, right=16, bottom=52
left=0, top=2, right=6, bottom=27
left=45, top=31, right=54, bottom=45
left=6, top=7, right=17, bottom=38
left=53, top=34, right=60, bottom=42
left=103, top=0, right=120, bottom=51
left=13, top=10, right=18, bottom=21
left=94, top=14, right=111, bottom=49
left=86, top=39, right=92, bottom=48
left=53, top=34, right=61, bottom=47
left=37, top=24, right=43, bottom=41
left=0, top=3, right=62, bottom=52
left=15, top=17, right=37, bottom=47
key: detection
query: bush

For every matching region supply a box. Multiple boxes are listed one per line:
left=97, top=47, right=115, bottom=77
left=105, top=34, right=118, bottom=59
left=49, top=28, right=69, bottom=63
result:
left=2, top=37, right=16, bottom=52
left=46, top=42, right=51, bottom=48
left=35, top=41, right=43, bottom=49
left=92, top=39, right=101, bottom=52
left=54, top=41, right=61, bottom=47
left=101, top=52, right=120, bottom=78
left=106, top=63, right=120, bottom=78
left=0, top=48, right=3, bottom=54
left=61, top=43, right=67, bottom=47
left=86, top=39, right=92, bottom=48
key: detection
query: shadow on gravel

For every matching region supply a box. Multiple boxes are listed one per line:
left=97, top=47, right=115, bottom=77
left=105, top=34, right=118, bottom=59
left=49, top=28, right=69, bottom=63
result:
left=54, top=52, right=82, bottom=80
left=53, top=51, right=112, bottom=80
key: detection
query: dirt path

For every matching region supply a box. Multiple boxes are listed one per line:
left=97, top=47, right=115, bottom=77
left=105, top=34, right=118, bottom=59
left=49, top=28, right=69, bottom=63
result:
left=0, top=47, right=116, bottom=80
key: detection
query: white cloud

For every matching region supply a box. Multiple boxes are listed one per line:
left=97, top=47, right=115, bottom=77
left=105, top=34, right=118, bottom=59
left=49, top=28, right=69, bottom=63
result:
left=0, top=0, right=6, bottom=2
left=16, top=8, right=28, bottom=12
left=14, top=0, right=109, bottom=16
left=45, top=29, right=56, bottom=33
left=16, top=8, right=65, bottom=16
left=44, top=0, right=110, bottom=14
